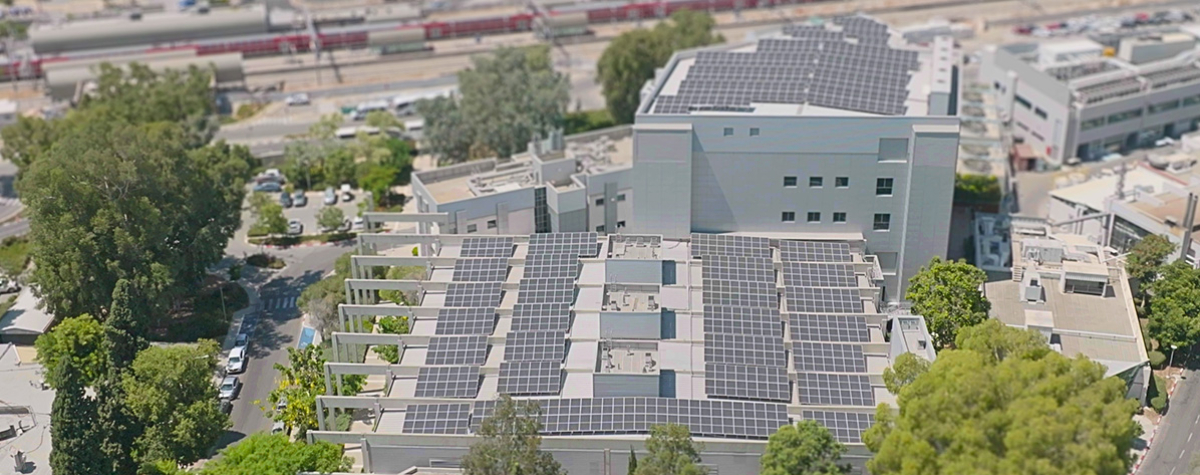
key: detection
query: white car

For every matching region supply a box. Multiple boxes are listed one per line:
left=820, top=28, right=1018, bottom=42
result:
left=352, top=216, right=365, bottom=230
left=226, top=346, right=247, bottom=374
left=287, top=219, right=303, bottom=236
left=1155, top=137, right=1176, bottom=147
left=0, top=278, right=19, bottom=293
left=218, top=376, right=241, bottom=400
left=285, top=93, right=310, bottom=106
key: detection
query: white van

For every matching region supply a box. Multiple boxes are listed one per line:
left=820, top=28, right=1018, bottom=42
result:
left=350, top=100, right=391, bottom=121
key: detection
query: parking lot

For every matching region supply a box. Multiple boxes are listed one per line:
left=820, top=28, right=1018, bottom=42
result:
left=275, top=188, right=364, bottom=236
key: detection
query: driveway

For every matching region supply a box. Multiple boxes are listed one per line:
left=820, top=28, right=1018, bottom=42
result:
left=1140, top=349, right=1200, bottom=475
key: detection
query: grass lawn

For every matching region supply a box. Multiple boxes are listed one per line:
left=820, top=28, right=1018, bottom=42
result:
left=0, top=236, right=31, bottom=276
left=150, top=276, right=249, bottom=342
left=0, top=294, right=16, bottom=316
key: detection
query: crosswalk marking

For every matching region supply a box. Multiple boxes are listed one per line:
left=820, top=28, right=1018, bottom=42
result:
left=264, top=296, right=299, bottom=310
left=0, top=197, right=21, bottom=207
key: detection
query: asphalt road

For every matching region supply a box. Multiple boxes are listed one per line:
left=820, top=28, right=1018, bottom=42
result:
left=216, top=243, right=351, bottom=446
left=1140, top=350, right=1200, bottom=475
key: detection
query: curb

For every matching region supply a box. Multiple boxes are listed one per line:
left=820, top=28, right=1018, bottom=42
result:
left=1131, top=375, right=1182, bottom=473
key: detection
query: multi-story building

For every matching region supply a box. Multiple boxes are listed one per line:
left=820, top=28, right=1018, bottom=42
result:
left=979, top=26, right=1200, bottom=166
left=630, top=16, right=960, bottom=299
left=313, top=230, right=935, bottom=474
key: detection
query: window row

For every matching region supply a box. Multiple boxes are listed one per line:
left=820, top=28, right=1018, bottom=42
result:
left=1082, top=98, right=1200, bottom=131
left=594, top=193, right=627, bottom=206
left=723, top=127, right=761, bottom=137
left=784, top=177, right=893, bottom=195
left=782, top=211, right=890, bottom=230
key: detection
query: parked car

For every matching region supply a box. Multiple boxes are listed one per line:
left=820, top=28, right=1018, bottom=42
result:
left=0, top=278, right=20, bottom=294
left=324, top=187, right=337, bottom=205
left=272, top=420, right=287, bottom=434
left=255, top=168, right=286, bottom=184
left=1155, top=137, right=1176, bottom=147
left=235, top=332, right=249, bottom=347
left=352, top=216, right=365, bottom=230
left=219, top=399, right=233, bottom=415
left=340, top=183, right=354, bottom=202
left=292, top=190, right=307, bottom=207
left=218, top=376, right=241, bottom=400
left=279, top=191, right=293, bottom=208
left=226, top=346, right=247, bottom=374
left=276, top=396, right=288, bottom=411
left=287, top=220, right=303, bottom=235
left=285, top=92, right=310, bottom=106
left=253, top=181, right=282, bottom=193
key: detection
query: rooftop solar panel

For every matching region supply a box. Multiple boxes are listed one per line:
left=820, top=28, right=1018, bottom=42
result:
left=703, top=280, right=778, bottom=308
left=497, top=360, right=562, bottom=396
left=516, top=277, right=576, bottom=305
left=704, top=306, right=782, bottom=337
left=705, top=363, right=791, bottom=402
left=782, top=262, right=857, bottom=287
left=444, top=282, right=503, bottom=308
left=785, top=287, right=863, bottom=313
left=452, top=258, right=509, bottom=282
left=702, top=255, right=775, bottom=283
left=460, top=237, right=514, bottom=258
left=793, top=342, right=867, bottom=373
left=788, top=314, right=871, bottom=343
left=414, top=366, right=481, bottom=398
left=523, top=253, right=581, bottom=279
left=403, top=403, right=472, bottom=434
left=796, top=373, right=874, bottom=407
left=705, top=333, right=786, bottom=367
left=426, top=335, right=489, bottom=366
left=473, top=397, right=789, bottom=440
left=803, top=410, right=875, bottom=444
left=434, top=307, right=497, bottom=336
left=527, top=233, right=599, bottom=257
left=690, top=233, right=772, bottom=259
left=779, top=241, right=852, bottom=263
left=503, top=330, right=566, bottom=361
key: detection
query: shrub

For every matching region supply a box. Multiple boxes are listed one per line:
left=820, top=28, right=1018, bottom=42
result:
left=411, top=246, right=419, bottom=256
left=246, top=253, right=284, bottom=269
left=1149, top=374, right=1169, bottom=413
left=1149, top=350, right=1167, bottom=369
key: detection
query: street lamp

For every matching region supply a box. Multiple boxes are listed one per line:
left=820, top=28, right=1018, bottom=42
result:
left=1169, top=344, right=1179, bottom=368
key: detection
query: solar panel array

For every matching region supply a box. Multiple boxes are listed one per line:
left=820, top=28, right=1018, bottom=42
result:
left=802, top=410, right=875, bottom=444
left=473, top=397, right=789, bottom=439
left=703, top=280, right=779, bottom=308
left=528, top=232, right=599, bottom=257
left=789, top=314, right=870, bottom=343
left=504, top=330, right=566, bottom=361
left=425, top=335, right=489, bottom=366
left=705, top=333, right=787, bottom=367
left=403, top=403, right=472, bottom=434
left=704, top=306, right=781, bottom=337
left=702, top=255, right=775, bottom=283
left=444, top=282, right=503, bottom=308
left=460, top=237, right=514, bottom=258
left=785, top=287, right=863, bottom=313
left=796, top=373, right=874, bottom=407
left=793, top=342, right=867, bottom=373
left=497, top=360, right=562, bottom=395
left=779, top=241, right=852, bottom=263
left=783, top=263, right=856, bottom=287
left=691, top=233, right=771, bottom=259
left=452, top=258, right=509, bottom=282
left=511, top=303, right=572, bottom=332
left=434, top=307, right=497, bottom=336
left=516, top=277, right=575, bottom=305
left=652, top=17, right=918, bottom=116
left=414, top=366, right=481, bottom=398
left=524, top=253, right=581, bottom=279
left=705, top=363, right=790, bottom=402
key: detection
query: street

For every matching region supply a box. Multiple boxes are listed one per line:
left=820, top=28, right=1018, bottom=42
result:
left=1140, top=350, right=1200, bottom=475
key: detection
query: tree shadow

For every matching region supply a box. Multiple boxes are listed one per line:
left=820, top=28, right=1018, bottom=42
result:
left=211, top=429, right=247, bottom=454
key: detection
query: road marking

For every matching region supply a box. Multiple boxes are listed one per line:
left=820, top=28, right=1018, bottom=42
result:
left=1172, top=467, right=1177, bottom=475
left=1181, top=449, right=1187, bottom=460
left=1190, top=432, right=1194, bottom=443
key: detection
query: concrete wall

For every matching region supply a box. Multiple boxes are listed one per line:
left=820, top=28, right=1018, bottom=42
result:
left=599, top=312, right=662, bottom=339
left=629, top=123, right=694, bottom=237
left=605, top=259, right=662, bottom=284
left=592, top=373, right=660, bottom=397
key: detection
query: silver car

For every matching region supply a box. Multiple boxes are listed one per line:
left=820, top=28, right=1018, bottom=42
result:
left=287, top=220, right=303, bottom=235
left=226, top=346, right=247, bottom=374
left=218, top=376, right=240, bottom=400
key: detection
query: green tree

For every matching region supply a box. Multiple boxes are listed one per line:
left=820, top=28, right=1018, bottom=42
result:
left=1126, top=234, right=1176, bottom=306
left=417, top=95, right=474, bottom=164
left=462, top=395, right=564, bottom=475
left=952, top=173, right=1002, bottom=207
left=905, top=257, right=991, bottom=348
left=298, top=252, right=352, bottom=339
left=635, top=424, right=705, bottom=475
left=49, top=360, right=105, bottom=475
left=761, top=420, right=849, bottom=475
left=0, top=19, right=29, bottom=40
left=359, top=164, right=399, bottom=207
left=122, top=340, right=230, bottom=465
left=35, top=314, right=107, bottom=389
left=324, top=147, right=358, bottom=187
left=317, top=206, right=346, bottom=232
left=881, top=352, right=931, bottom=395
left=862, top=322, right=1140, bottom=475
left=308, top=113, right=344, bottom=141
left=258, top=202, right=288, bottom=236
left=628, top=447, right=638, bottom=475
left=95, top=372, right=140, bottom=475
left=1147, top=260, right=1200, bottom=349
left=199, top=433, right=351, bottom=475
left=104, top=279, right=150, bottom=370
left=597, top=10, right=724, bottom=124
left=378, top=265, right=424, bottom=305
left=268, top=344, right=362, bottom=437
left=372, top=316, right=410, bottom=364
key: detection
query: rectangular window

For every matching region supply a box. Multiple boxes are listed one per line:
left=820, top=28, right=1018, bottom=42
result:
left=1150, top=100, right=1180, bottom=114
left=873, top=213, right=891, bottom=231
left=1107, top=109, right=1143, bottom=125
left=1081, top=117, right=1106, bottom=130
left=723, top=127, right=734, bottom=136
left=595, top=225, right=605, bottom=232
left=807, top=212, right=821, bottom=223
left=1034, top=107, right=1047, bottom=119
left=782, top=211, right=796, bottom=223
left=1184, top=95, right=1200, bottom=107
left=809, top=177, right=823, bottom=188
left=784, top=176, right=798, bottom=187
left=595, top=198, right=605, bottom=206
left=750, top=127, right=760, bottom=136
left=878, top=138, right=909, bottom=161
left=835, top=177, right=849, bottom=188
left=617, top=221, right=626, bottom=228
left=876, top=178, right=894, bottom=196
left=616, top=194, right=626, bottom=202
left=467, top=224, right=478, bottom=233
left=833, top=212, right=847, bottom=223
left=486, top=220, right=497, bottom=229
left=1014, top=95, right=1032, bottom=109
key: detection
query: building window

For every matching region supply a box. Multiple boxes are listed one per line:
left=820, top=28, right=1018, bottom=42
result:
left=833, top=212, right=847, bottom=223
left=1150, top=99, right=1181, bottom=114
left=596, top=225, right=605, bottom=232
left=750, top=127, right=760, bottom=136
left=1081, top=117, right=1106, bottom=130
left=873, top=213, right=891, bottom=231
left=1014, top=95, right=1032, bottom=109
left=1184, top=95, right=1200, bottom=107
left=617, top=221, right=626, bottom=228
left=487, top=219, right=497, bottom=229
left=1107, top=108, right=1143, bottom=125
left=807, top=212, right=821, bottom=223
left=723, top=127, right=734, bottom=136
left=467, top=224, right=478, bottom=233
left=1034, top=107, right=1047, bottom=119
left=595, top=198, right=605, bottom=206
left=782, top=211, right=796, bottom=223
left=809, top=177, right=823, bottom=188
left=616, top=194, right=626, bottom=202
left=876, top=178, right=894, bottom=196
left=835, top=177, right=849, bottom=188
left=784, top=176, right=798, bottom=187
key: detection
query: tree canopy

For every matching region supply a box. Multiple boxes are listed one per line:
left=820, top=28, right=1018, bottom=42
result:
left=634, top=424, right=705, bottom=475
left=268, top=344, right=361, bottom=437
left=863, top=320, right=1140, bottom=475
left=597, top=10, right=724, bottom=124
left=418, top=45, right=569, bottom=163
left=1147, top=260, right=1200, bottom=349
left=461, top=395, right=564, bottom=475
left=881, top=352, right=931, bottom=395
left=199, top=433, right=351, bottom=475
left=905, top=257, right=991, bottom=348
left=761, top=420, right=849, bottom=475
left=1126, top=234, right=1176, bottom=309
left=35, top=314, right=107, bottom=388
left=49, top=359, right=104, bottom=475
